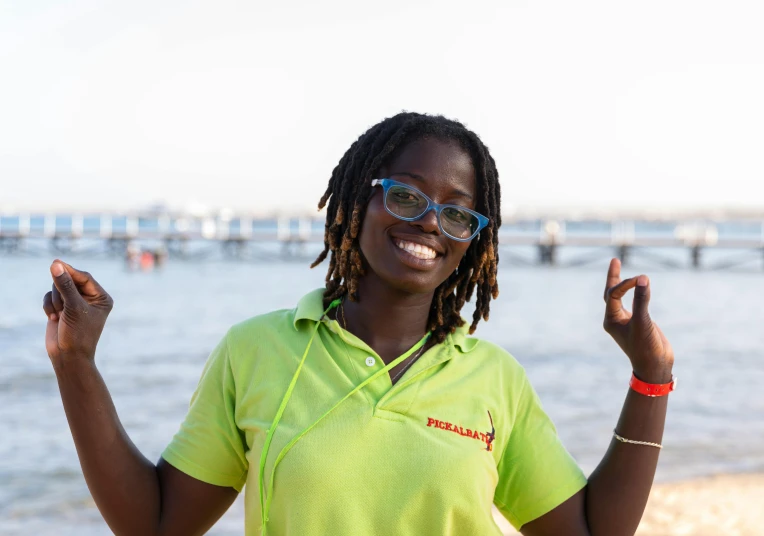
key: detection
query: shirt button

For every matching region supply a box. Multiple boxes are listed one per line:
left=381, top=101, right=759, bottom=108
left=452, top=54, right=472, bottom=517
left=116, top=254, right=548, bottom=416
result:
left=365, top=357, right=376, bottom=367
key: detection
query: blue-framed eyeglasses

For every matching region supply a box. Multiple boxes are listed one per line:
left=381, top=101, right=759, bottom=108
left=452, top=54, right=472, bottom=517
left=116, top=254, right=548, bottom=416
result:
left=371, top=178, right=489, bottom=242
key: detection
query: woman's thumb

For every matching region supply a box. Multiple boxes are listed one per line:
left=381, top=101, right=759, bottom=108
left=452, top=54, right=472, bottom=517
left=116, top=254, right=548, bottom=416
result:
left=632, top=275, right=652, bottom=323
left=51, top=262, right=85, bottom=309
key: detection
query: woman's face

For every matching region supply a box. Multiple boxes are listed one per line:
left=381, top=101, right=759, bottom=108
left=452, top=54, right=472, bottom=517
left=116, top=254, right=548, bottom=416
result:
left=358, top=137, right=478, bottom=294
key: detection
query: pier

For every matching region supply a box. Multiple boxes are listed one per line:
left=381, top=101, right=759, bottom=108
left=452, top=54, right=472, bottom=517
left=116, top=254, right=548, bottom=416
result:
left=2, top=211, right=764, bottom=270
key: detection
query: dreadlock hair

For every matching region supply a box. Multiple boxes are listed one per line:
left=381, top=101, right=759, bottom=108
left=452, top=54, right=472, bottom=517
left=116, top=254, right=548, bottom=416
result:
left=311, top=112, right=501, bottom=344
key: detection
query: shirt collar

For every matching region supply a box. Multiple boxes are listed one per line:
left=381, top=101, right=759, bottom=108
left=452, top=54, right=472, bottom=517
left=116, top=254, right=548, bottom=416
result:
left=293, top=288, right=328, bottom=329
left=292, top=287, right=480, bottom=353
left=449, top=322, right=480, bottom=353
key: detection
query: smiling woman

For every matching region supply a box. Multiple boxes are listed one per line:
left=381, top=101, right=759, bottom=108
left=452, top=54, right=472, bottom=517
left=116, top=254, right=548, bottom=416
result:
left=311, top=114, right=501, bottom=345
left=43, top=112, right=675, bottom=536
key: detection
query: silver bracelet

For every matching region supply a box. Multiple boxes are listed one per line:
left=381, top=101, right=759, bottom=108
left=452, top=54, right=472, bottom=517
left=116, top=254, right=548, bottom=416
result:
left=613, top=429, right=663, bottom=449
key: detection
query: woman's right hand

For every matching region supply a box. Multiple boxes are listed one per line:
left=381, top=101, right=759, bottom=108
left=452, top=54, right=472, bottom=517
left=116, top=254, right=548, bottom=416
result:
left=43, top=260, right=114, bottom=371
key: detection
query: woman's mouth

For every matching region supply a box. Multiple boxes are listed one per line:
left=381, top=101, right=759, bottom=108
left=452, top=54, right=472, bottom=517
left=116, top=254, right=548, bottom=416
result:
left=393, top=238, right=438, bottom=260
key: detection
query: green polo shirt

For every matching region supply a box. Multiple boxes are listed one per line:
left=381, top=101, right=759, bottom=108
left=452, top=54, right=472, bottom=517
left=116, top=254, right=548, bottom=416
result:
left=162, top=288, right=587, bottom=535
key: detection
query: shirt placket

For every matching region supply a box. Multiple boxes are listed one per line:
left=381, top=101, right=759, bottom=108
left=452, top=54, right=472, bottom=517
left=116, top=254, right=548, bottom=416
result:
left=375, top=344, right=454, bottom=416
left=323, top=319, right=389, bottom=405
left=323, top=318, right=455, bottom=417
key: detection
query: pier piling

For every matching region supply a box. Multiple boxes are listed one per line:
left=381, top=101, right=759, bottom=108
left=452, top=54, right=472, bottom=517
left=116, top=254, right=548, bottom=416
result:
left=617, top=244, right=631, bottom=266
left=691, top=245, right=702, bottom=269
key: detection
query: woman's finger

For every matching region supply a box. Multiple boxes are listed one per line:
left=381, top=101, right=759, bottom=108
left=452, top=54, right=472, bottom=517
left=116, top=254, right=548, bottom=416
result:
left=631, top=275, right=651, bottom=324
left=51, top=283, right=64, bottom=313
left=608, top=277, right=639, bottom=301
left=55, top=260, right=106, bottom=299
left=50, top=261, right=87, bottom=310
left=43, top=291, right=56, bottom=319
left=603, top=258, right=622, bottom=302
left=605, top=276, right=639, bottom=320
left=45, top=308, right=59, bottom=358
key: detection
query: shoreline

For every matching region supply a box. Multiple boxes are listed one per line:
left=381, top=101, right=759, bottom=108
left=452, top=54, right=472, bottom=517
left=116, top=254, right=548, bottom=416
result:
left=495, top=472, right=764, bottom=536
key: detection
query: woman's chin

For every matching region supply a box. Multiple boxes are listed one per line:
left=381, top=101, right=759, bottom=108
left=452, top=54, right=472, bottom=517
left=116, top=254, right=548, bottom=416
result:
left=370, top=266, right=446, bottom=296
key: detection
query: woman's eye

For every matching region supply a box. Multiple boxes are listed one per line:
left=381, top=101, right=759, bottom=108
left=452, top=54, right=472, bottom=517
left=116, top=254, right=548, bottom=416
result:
left=392, top=191, right=419, bottom=202
left=449, top=210, right=468, bottom=222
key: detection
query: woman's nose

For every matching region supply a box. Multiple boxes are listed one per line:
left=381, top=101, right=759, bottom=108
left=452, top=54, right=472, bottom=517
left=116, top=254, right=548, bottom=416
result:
left=411, top=207, right=440, bottom=235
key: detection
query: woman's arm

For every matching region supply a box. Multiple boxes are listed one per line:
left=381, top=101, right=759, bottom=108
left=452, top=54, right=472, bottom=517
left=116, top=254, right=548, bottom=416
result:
left=522, top=381, right=670, bottom=536
left=44, top=261, right=237, bottom=536
left=586, top=258, right=674, bottom=535
left=521, top=258, right=674, bottom=536
left=585, top=367, right=670, bottom=535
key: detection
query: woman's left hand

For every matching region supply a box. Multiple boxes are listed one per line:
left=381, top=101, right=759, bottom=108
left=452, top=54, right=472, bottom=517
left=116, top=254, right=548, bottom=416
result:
left=603, top=258, right=674, bottom=383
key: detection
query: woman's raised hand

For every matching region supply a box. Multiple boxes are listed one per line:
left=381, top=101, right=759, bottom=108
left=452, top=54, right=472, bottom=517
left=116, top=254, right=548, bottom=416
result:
left=603, top=258, right=674, bottom=383
left=42, top=260, right=114, bottom=371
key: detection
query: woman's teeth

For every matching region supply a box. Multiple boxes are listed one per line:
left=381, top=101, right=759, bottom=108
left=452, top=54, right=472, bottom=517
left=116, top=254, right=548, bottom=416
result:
left=394, top=239, right=438, bottom=260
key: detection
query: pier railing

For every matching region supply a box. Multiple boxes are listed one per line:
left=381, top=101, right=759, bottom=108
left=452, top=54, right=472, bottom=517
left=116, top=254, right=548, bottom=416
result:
left=2, top=212, right=764, bottom=269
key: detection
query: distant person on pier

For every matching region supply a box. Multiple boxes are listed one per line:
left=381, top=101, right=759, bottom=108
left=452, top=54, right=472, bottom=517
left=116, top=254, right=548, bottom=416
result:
left=153, top=245, right=168, bottom=267
left=42, top=113, right=675, bottom=535
left=125, top=242, right=140, bottom=271
left=139, top=250, right=154, bottom=271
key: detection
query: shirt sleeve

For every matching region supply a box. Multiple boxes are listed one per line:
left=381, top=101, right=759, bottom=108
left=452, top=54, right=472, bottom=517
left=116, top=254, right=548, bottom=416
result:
left=493, top=372, right=588, bottom=530
left=162, top=331, right=248, bottom=492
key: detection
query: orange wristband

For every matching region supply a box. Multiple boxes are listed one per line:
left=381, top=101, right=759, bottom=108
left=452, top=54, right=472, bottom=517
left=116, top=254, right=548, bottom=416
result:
left=629, top=372, right=677, bottom=397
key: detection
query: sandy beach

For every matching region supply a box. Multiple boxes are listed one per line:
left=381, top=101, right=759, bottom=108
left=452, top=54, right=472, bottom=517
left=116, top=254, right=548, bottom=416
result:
left=495, top=473, right=764, bottom=536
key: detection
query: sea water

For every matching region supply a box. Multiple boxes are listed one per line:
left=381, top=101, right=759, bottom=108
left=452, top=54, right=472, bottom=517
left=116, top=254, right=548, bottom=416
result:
left=1, top=250, right=763, bottom=535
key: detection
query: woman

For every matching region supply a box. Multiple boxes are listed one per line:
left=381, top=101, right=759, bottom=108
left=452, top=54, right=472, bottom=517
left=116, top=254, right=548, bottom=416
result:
left=43, top=112, right=675, bottom=536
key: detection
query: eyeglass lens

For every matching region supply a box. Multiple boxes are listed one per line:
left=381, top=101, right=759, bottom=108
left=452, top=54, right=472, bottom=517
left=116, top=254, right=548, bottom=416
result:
left=385, top=184, right=479, bottom=240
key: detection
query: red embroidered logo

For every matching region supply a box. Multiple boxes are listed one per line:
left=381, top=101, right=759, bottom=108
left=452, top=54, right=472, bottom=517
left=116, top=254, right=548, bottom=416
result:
left=427, top=411, right=496, bottom=452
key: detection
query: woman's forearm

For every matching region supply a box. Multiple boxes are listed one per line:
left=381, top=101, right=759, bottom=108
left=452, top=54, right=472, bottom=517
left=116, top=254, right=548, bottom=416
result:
left=56, top=358, right=161, bottom=536
left=585, top=366, right=672, bottom=536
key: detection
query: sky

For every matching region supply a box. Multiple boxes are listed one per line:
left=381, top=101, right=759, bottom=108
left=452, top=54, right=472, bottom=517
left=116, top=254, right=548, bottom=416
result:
left=1, top=0, right=764, bottom=216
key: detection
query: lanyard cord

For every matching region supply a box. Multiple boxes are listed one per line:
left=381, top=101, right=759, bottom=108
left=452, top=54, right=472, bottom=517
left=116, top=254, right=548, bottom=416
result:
left=257, top=298, right=340, bottom=530
left=258, top=299, right=431, bottom=534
